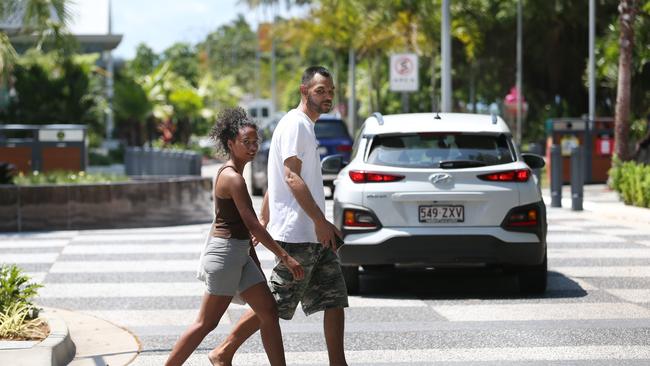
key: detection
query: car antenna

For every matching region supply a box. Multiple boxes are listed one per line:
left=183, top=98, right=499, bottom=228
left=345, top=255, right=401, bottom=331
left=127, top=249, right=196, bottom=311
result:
left=434, top=111, right=441, bottom=120
left=491, top=113, right=498, bottom=124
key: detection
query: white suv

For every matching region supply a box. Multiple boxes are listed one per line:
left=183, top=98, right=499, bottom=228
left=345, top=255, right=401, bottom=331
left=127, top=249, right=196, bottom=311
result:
left=322, top=112, right=547, bottom=295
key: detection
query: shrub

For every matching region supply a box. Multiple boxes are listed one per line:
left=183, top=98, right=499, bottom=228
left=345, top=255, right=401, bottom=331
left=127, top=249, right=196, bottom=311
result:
left=0, top=264, right=42, bottom=319
left=13, top=170, right=128, bottom=185
left=0, top=302, right=48, bottom=340
left=608, top=159, right=650, bottom=208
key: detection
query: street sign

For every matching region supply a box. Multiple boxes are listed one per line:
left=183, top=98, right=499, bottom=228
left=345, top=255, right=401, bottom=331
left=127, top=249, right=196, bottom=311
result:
left=390, top=53, right=419, bottom=92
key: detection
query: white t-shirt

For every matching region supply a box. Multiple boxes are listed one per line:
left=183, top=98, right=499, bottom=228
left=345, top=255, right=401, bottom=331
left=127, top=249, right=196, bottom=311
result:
left=266, top=109, right=326, bottom=244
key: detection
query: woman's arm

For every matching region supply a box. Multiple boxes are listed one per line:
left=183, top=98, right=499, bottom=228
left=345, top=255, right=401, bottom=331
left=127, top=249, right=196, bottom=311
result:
left=223, top=172, right=304, bottom=280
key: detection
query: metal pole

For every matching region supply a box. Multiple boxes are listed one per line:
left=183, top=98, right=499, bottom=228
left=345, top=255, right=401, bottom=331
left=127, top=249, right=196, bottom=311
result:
left=441, top=0, right=452, bottom=112
left=571, top=146, right=584, bottom=211
left=550, top=144, right=562, bottom=207
left=348, top=47, right=356, bottom=131
left=105, top=0, right=115, bottom=146
left=271, top=7, right=277, bottom=116
left=585, top=0, right=596, bottom=183
left=402, top=92, right=409, bottom=113
left=271, top=38, right=276, bottom=116
left=516, top=0, right=523, bottom=145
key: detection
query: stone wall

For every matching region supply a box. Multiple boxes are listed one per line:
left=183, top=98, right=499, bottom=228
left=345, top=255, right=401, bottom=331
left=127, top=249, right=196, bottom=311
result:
left=0, top=177, right=213, bottom=232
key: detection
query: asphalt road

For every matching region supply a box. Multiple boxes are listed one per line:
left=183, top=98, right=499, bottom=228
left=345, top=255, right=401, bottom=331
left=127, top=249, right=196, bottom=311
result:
left=2, top=194, right=650, bottom=365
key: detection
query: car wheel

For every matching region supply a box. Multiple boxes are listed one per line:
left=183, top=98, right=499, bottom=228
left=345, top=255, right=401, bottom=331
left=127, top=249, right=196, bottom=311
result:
left=250, top=163, right=264, bottom=196
left=251, top=182, right=264, bottom=196
left=341, top=265, right=360, bottom=295
left=517, top=253, right=547, bottom=294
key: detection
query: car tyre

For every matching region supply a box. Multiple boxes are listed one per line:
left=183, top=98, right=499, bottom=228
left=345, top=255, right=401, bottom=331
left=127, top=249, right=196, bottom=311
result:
left=517, top=253, right=547, bottom=295
left=341, top=265, right=360, bottom=295
left=250, top=162, right=264, bottom=196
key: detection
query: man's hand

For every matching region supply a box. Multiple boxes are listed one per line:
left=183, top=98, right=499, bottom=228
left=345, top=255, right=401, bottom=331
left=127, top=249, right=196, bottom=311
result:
left=315, top=218, right=343, bottom=252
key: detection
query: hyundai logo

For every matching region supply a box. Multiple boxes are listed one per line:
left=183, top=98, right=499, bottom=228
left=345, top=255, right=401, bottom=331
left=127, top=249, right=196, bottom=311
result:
left=430, top=173, right=452, bottom=184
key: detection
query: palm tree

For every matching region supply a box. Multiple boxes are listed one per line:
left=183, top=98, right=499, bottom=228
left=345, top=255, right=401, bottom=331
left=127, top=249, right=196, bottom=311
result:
left=614, top=0, right=638, bottom=161
left=0, top=0, right=70, bottom=74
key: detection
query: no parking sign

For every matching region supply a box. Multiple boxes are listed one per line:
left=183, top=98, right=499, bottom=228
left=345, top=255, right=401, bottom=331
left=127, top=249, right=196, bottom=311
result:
left=390, top=53, right=419, bottom=92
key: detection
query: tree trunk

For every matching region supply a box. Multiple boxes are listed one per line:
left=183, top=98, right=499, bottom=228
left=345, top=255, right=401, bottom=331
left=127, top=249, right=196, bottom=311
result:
left=614, top=0, right=637, bottom=161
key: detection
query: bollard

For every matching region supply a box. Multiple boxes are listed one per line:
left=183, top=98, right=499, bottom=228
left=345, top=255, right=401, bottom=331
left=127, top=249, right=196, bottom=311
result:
left=124, top=147, right=134, bottom=175
left=550, top=144, right=562, bottom=207
left=570, top=146, right=584, bottom=211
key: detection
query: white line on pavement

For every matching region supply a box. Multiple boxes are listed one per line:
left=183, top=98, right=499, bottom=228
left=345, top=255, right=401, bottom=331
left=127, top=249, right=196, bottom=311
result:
left=552, top=266, right=650, bottom=277
left=130, top=345, right=650, bottom=365
left=432, top=303, right=650, bottom=322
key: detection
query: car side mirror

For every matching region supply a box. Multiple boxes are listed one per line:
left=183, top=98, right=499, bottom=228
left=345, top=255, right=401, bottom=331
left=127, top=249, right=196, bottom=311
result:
left=321, top=154, right=348, bottom=174
left=521, top=153, right=545, bottom=169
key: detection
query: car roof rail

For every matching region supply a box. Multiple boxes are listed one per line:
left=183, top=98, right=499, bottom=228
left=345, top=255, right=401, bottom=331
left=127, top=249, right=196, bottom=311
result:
left=372, top=112, right=384, bottom=125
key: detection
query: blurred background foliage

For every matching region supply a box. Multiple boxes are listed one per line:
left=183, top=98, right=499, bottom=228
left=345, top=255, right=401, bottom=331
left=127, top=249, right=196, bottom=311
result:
left=1, top=0, right=649, bottom=157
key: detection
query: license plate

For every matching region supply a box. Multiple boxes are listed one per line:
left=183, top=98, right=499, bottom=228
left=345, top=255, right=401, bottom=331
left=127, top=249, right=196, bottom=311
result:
left=318, top=146, right=328, bottom=156
left=418, top=205, right=464, bottom=223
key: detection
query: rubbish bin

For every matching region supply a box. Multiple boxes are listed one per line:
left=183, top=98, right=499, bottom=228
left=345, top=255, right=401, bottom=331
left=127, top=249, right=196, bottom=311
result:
left=0, top=124, right=87, bottom=173
left=545, top=117, right=614, bottom=183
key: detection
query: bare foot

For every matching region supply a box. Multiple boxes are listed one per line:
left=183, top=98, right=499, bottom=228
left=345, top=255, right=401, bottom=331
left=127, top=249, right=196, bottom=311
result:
left=208, top=350, right=232, bottom=366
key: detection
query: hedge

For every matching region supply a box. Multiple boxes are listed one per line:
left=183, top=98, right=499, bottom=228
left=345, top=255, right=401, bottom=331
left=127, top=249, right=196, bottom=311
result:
left=608, top=159, right=650, bottom=208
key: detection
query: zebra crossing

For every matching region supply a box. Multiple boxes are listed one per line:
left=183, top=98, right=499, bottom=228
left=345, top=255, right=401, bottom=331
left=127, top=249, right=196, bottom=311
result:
left=1, top=201, right=650, bottom=365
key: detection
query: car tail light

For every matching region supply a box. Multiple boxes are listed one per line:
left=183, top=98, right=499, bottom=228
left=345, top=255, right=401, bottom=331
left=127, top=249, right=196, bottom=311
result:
left=504, top=207, right=539, bottom=228
left=336, top=144, right=352, bottom=152
left=343, top=209, right=380, bottom=230
left=349, top=170, right=404, bottom=183
left=478, top=169, right=530, bottom=182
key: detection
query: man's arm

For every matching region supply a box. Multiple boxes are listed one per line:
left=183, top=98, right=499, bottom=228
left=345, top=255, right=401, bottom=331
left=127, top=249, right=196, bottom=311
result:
left=284, top=156, right=342, bottom=250
left=260, top=191, right=270, bottom=227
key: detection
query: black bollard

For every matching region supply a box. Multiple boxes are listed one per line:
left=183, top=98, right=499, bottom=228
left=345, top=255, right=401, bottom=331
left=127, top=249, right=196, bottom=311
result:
left=550, top=145, right=562, bottom=207
left=570, top=146, right=584, bottom=211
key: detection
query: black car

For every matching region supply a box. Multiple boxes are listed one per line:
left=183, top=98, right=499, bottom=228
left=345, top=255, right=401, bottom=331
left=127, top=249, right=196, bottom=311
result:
left=250, top=115, right=353, bottom=196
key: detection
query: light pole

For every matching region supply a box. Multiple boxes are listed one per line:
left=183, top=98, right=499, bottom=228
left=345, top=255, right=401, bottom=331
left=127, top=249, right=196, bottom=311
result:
left=104, top=0, right=116, bottom=149
left=441, top=0, right=452, bottom=112
left=585, top=0, right=596, bottom=183
left=516, top=0, right=523, bottom=146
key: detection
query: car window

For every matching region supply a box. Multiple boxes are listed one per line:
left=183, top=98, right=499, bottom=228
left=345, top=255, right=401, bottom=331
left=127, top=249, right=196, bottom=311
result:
left=367, top=133, right=515, bottom=168
left=315, top=120, right=350, bottom=139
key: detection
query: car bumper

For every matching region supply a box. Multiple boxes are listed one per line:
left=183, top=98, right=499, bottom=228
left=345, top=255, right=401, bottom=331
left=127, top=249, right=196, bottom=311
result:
left=337, top=228, right=545, bottom=267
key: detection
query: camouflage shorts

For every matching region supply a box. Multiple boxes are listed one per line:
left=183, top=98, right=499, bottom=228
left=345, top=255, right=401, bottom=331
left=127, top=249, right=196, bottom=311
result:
left=269, top=241, right=349, bottom=319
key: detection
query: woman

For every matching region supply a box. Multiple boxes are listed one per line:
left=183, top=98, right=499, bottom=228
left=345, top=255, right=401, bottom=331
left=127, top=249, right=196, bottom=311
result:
left=166, top=107, right=304, bottom=366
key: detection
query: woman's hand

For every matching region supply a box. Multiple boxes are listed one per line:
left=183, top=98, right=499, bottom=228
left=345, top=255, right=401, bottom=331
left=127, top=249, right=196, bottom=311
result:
left=281, top=255, right=304, bottom=280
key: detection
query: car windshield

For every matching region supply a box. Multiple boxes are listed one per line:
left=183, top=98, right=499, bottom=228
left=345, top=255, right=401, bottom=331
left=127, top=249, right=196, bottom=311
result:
left=315, top=120, right=350, bottom=139
left=367, top=132, right=515, bottom=168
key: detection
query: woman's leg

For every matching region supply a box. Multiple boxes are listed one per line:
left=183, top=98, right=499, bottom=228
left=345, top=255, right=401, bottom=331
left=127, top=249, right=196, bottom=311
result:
left=165, top=293, right=232, bottom=366
left=239, top=282, right=286, bottom=366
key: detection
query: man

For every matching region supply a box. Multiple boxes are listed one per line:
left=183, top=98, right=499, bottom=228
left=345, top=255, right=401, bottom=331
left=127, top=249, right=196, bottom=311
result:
left=210, top=66, right=349, bottom=366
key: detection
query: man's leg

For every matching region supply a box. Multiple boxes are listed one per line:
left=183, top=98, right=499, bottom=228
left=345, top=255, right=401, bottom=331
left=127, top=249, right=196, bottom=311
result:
left=209, top=308, right=260, bottom=365
left=324, top=307, right=347, bottom=366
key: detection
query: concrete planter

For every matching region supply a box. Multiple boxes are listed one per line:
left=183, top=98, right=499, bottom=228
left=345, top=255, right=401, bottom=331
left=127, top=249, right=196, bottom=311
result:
left=0, top=312, right=76, bottom=366
left=0, top=176, right=213, bottom=232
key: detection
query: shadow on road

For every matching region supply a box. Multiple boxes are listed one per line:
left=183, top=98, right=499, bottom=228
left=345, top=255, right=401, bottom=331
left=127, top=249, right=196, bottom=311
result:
left=356, top=268, right=588, bottom=300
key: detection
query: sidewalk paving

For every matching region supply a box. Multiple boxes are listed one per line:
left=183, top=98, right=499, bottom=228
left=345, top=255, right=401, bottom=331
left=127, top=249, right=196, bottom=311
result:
left=52, top=308, right=140, bottom=366
left=542, top=184, right=650, bottom=227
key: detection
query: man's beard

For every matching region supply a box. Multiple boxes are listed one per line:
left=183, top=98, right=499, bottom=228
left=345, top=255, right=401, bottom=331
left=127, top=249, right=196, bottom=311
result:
left=307, top=94, right=332, bottom=114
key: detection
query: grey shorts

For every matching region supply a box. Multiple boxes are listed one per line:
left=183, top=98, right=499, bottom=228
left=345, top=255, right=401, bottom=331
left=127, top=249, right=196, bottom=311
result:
left=201, top=237, right=265, bottom=297
left=269, top=242, right=349, bottom=319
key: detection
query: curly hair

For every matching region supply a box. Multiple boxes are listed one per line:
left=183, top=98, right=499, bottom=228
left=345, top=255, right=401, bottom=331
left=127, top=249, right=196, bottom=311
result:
left=209, top=107, right=258, bottom=157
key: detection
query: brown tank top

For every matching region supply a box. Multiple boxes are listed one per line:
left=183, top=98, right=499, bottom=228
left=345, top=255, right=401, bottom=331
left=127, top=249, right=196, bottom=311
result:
left=212, top=165, right=251, bottom=240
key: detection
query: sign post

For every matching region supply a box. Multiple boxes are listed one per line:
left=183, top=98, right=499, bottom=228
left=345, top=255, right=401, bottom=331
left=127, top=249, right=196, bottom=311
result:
left=390, top=53, right=419, bottom=113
